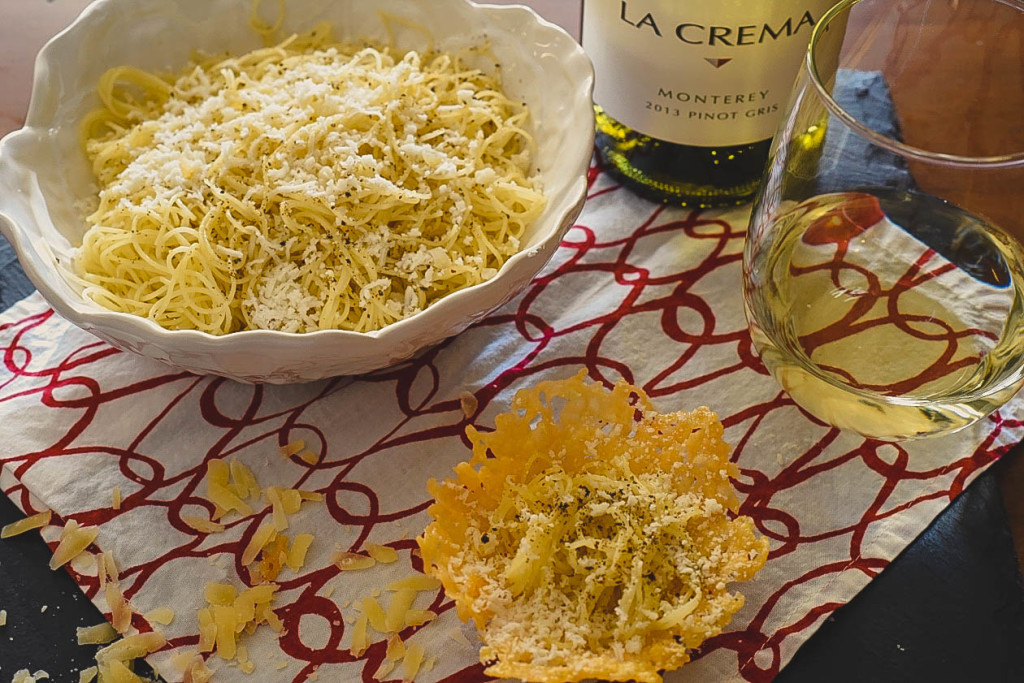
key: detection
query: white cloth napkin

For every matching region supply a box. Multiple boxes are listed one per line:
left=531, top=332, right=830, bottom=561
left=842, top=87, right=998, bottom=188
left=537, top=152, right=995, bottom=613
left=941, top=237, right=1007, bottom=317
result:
left=1, top=173, right=1020, bottom=682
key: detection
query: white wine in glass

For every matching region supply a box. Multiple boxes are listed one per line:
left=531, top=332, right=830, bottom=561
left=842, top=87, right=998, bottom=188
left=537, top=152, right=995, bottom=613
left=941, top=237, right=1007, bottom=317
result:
left=743, top=0, right=1024, bottom=440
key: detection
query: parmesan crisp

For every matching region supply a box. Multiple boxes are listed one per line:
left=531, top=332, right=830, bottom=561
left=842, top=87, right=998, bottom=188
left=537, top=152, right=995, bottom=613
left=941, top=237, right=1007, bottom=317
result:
left=419, top=372, right=769, bottom=683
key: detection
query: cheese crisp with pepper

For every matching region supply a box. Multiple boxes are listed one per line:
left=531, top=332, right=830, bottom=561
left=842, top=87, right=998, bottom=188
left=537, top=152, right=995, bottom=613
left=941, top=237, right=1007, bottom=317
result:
left=419, top=372, right=769, bottom=683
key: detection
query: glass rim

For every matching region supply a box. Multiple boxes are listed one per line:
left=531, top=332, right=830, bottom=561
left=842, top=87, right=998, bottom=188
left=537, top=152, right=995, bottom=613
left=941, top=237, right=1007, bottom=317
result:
left=807, top=0, right=1024, bottom=169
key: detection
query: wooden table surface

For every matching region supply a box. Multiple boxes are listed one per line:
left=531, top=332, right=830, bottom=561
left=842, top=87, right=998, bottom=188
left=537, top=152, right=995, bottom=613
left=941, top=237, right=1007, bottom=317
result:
left=3, top=0, right=1023, bottom=607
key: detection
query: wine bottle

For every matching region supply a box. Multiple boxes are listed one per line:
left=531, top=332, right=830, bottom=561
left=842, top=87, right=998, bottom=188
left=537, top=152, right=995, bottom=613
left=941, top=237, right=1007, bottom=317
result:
left=582, top=0, right=836, bottom=207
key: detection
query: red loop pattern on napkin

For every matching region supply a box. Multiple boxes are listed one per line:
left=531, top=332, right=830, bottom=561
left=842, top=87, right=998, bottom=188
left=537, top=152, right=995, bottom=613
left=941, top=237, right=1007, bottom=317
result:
left=1, top=167, right=1022, bottom=683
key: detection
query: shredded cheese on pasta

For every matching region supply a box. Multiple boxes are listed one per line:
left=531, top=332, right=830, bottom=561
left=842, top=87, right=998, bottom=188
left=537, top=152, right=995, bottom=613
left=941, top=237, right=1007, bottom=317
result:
left=75, top=23, right=545, bottom=334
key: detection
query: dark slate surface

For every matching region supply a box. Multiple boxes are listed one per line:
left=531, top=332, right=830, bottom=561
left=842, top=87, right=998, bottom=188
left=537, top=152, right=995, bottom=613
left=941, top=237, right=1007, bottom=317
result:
left=776, top=457, right=1024, bottom=683
left=0, top=232, right=35, bottom=306
left=815, top=69, right=915, bottom=195
left=0, top=492, right=112, bottom=680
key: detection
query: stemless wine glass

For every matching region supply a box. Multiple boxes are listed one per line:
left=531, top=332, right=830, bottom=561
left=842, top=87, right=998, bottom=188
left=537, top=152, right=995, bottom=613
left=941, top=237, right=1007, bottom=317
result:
left=743, top=0, right=1024, bottom=440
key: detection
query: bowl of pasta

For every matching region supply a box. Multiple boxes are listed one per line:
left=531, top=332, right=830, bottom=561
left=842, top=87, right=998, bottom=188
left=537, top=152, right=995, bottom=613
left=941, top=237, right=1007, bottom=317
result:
left=0, top=0, right=593, bottom=383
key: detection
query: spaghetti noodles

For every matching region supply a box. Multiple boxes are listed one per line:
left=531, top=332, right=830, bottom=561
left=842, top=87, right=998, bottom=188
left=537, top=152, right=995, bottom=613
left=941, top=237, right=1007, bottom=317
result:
left=75, top=24, right=545, bottom=334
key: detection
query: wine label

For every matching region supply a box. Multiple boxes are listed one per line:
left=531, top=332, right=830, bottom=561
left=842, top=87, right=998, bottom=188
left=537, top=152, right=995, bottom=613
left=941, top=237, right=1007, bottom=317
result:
left=583, top=0, right=836, bottom=147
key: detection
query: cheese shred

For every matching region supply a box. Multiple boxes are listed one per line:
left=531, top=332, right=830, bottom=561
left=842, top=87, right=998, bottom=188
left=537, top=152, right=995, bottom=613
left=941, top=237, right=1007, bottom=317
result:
left=1, top=511, right=52, bottom=539
left=77, top=623, right=119, bottom=646
left=198, top=583, right=279, bottom=665
left=49, top=521, right=99, bottom=571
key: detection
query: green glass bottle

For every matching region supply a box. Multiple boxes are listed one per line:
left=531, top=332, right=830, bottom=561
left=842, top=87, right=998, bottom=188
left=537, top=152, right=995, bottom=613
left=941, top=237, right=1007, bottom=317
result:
left=582, top=0, right=835, bottom=207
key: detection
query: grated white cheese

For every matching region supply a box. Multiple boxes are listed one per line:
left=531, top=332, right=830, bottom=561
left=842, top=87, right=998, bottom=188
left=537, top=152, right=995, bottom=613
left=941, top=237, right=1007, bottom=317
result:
left=245, top=262, right=321, bottom=333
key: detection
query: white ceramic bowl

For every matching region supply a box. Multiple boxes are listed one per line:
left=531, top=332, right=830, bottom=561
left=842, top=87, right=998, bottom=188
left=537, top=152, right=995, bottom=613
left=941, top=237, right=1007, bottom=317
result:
left=0, top=0, right=593, bottom=383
